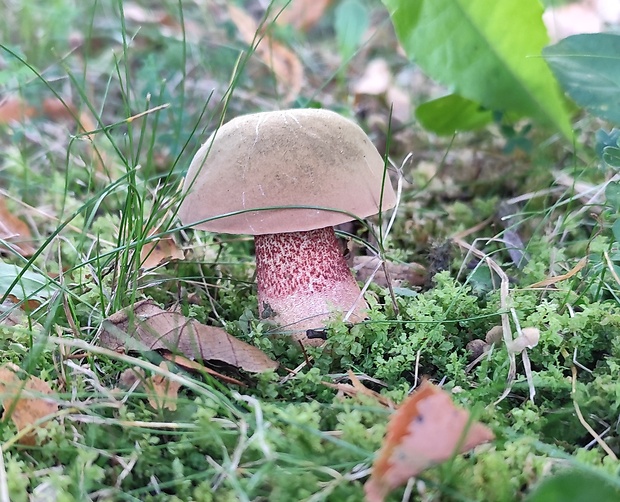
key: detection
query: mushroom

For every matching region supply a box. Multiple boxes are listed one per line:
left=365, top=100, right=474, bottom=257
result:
left=178, top=109, right=396, bottom=346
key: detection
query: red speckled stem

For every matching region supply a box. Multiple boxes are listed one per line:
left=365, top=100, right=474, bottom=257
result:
left=254, top=227, right=367, bottom=345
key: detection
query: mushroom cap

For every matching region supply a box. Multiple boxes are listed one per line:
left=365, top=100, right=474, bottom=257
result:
left=178, top=108, right=396, bottom=235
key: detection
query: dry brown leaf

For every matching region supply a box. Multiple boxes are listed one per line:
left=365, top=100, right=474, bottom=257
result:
left=0, top=196, right=36, bottom=257
left=140, top=235, right=184, bottom=269
left=353, top=59, right=392, bottom=96
left=323, top=370, right=394, bottom=408
left=122, top=2, right=201, bottom=42
left=543, top=1, right=603, bottom=42
left=162, top=353, right=245, bottom=387
left=123, top=3, right=170, bottom=24
left=228, top=5, right=303, bottom=101
left=0, top=96, right=35, bottom=124
left=118, top=363, right=182, bottom=411
left=528, top=257, right=587, bottom=289
left=118, top=366, right=144, bottom=389
left=144, top=362, right=181, bottom=411
left=0, top=363, right=59, bottom=445
left=0, top=95, right=107, bottom=173
left=365, top=380, right=494, bottom=502
left=0, top=301, right=25, bottom=327
left=276, top=0, right=332, bottom=32
left=353, top=256, right=426, bottom=288
left=352, top=59, right=411, bottom=124
left=100, top=300, right=278, bottom=373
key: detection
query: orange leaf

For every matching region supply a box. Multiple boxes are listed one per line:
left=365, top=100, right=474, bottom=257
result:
left=228, top=5, right=303, bottom=101
left=144, top=362, right=182, bottom=411
left=139, top=234, right=184, bottom=269
left=364, top=380, right=494, bottom=502
left=528, top=257, right=587, bottom=289
left=322, top=370, right=394, bottom=408
left=0, top=96, right=35, bottom=124
left=277, top=0, right=332, bottom=32
left=0, top=364, right=59, bottom=445
left=0, top=196, right=36, bottom=257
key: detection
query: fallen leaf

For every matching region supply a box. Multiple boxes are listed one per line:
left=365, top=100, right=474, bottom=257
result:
left=353, top=59, right=392, bottom=96
left=122, top=2, right=202, bottom=42
left=0, top=96, right=35, bottom=124
left=140, top=234, right=184, bottom=269
left=228, top=5, right=303, bottom=101
left=123, top=3, right=170, bottom=24
left=352, top=59, right=411, bottom=124
left=118, top=363, right=181, bottom=411
left=144, top=362, right=181, bottom=411
left=528, top=257, right=587, bottom=289
left=162, top=353, right=245, bottom=387
left=0, top=262, right=58, bottom=308
left=0, top=196, right=36, bottom=257
left=118, top=367, right=144, bottom=389
left=353, top=256, right=426, bottom=288
left=276, top=0, right=332, bottom=32
left=0, top=301, right=25, bottom=327
left=0, top=363, right=59, bottom=445
left=100, top=300, right=278, bottom=373
left=365, top=380, right=494, bottom=502
left=323, top=370, right=394, bottom=408
left=543, top=1, right=603, bottom=42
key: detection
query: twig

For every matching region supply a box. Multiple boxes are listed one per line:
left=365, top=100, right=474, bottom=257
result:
left=603, top=250, right=620, bottom=287
left=571, top=365, right=617, bottom=460
left=0, top=447, right=9, bottom=502
left=452, top=237, right=521, bottom=404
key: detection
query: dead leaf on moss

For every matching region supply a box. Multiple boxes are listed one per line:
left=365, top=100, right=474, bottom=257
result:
left=0, top=196, right=36, bottom=257
left=352, top=59, right=411, bottom=124
left=364, top=380, right=494, bottom=502
left=0, top=95, right=108, bottom=173
left=100, top=300, right=278, bottom=373
left=276, top=0, right=332, bottom=32
left=353, top=59, right=392, bottom=96
left=0, top=363, right=59, bottom=445
left=122, top=3, right=202, bottom=41
left=118, top=363, right=181, bottom=411
left=139, top=234, right=184, bottom=269
left=0, top=96, right=35, bottom=124
left=353, top=256, right=426, bottom=288
left=145, top=362, right=182, bottom=411
left=528, top=257, right=587, bottom=289
left=323, top=370, right=394, bottom=408
left=162, top=353, right=245, bottom=386
left=228, top=5, right=303, bottom=101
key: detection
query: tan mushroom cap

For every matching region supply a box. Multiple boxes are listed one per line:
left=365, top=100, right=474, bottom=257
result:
left=178, top=108, right=396, bottom=235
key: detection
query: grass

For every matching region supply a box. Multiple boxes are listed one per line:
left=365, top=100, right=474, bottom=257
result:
left=1, top=0, right=620, bottom=500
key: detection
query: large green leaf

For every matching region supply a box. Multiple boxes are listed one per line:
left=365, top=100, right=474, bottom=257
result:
left=0, top=262, right=57, bottom=303
left=544, top=33, right=620, bottom=125
left=383, top=0, right=572, bottom=138
left=526, top=470, right=620, bottom=502
left=415, top=94, right=493, bottom=135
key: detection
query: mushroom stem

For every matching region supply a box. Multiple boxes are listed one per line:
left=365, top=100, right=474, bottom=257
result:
left=255, top=226, right=367, bottom=345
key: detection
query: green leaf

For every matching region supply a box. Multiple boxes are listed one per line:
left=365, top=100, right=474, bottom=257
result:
left=334, top=0, right=369, bottom=60
left=383, top=0, right=572, bottom=138
left=603, top=146, right=620, bottom=170
left=613, top=219, right=620, bottom=244
left=415, top=94, right=493, bottom=135
left=544, top=33, right=620, bottom=126
left=0, top=262, right=57, bottom=303
left=526, top=470, right=620, bottom=502
left=605, top=181, right=620, bottom=210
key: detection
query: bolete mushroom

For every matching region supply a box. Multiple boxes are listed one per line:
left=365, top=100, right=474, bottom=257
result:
left=178, top=109, right=396, bottom=346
